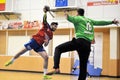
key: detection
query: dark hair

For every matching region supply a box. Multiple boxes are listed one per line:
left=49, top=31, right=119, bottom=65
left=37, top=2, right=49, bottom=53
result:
left=77, top=8, right=84, bottom=16
left=51, top=22, right=58, bottom=26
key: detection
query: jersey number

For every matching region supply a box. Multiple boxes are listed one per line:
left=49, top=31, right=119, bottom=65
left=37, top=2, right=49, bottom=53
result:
left=86, top=22, right=92, bottom=31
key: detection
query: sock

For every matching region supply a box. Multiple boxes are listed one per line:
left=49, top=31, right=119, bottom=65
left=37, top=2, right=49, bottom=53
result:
left=43, top=69, right=47, bottom=75
left=10, top=58, right=15, bottom=63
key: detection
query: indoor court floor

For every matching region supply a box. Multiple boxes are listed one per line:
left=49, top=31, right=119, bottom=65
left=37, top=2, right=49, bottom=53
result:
left=0, top=70, right=120, bottom=80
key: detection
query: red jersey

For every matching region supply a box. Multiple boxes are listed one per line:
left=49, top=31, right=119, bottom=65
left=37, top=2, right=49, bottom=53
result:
left=32, top=23, right=53, bottom=45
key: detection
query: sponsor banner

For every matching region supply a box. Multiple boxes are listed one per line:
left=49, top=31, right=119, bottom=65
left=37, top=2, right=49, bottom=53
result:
left=0, top=3, right=5, bottom=11
left=87, top=0, right=118, bottom=6
left=0, top=0, right=6, bottom=11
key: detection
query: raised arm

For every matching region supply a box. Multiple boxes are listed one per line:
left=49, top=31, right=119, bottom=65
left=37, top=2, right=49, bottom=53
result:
left=64, top=10, right=80, bottom=23
left=43, top=6, right=50, bottom=25
left=43, top=13, right=47, bottom=24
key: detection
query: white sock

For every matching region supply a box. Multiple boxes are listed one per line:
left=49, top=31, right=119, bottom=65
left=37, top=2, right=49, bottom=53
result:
left=43, top=69, right=47, bottom=75
left=11, top=58, right=15, bottom=63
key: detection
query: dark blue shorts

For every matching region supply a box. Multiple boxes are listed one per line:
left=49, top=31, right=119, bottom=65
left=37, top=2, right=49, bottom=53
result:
left=24, top=38, right=45, bottom=52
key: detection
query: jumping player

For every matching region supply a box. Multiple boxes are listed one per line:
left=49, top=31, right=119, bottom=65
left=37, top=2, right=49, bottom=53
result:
left=4, top=6, right=58, bottom=79
left=46, top=8, right=119, bottom=80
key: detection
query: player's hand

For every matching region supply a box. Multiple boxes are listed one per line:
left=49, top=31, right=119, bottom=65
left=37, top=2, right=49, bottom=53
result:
left=44, top=39, right=49, bottom=47
left=91, top=38, right=95, bottom=44
left=64, top=10, right=69, bottom=18
left=43, top=5, right=50, bottom=13
left=112, top=19, right=119, bottom=25
left=64, top=10, right=69, bottom=16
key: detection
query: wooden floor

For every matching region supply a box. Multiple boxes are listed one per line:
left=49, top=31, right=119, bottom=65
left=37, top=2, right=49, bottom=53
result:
left=0, top=70, right=120, bottom=80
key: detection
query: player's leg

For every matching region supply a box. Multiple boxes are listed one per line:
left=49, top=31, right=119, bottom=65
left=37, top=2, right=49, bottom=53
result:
left=4, top=39, right=34, bottom=66
left=76, top=39, right=91, bottom=80
left=38, top=51, right=49, bottom=75
left=4, top=47, right=28, bottom=66
left=47, top=38, right=77, bottom=75
left=37, top=51, right=52, bottom=79
left=77, top=50, right=90, bottom=80
left=14, top=47, right=28, bottom=59
left=54, top=38, right=78, bottom=69
left=34, top=45, right=51, bottom=79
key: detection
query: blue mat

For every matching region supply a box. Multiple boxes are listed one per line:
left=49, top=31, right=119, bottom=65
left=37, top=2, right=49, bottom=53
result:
left=71, top=59, right=102, bottom=76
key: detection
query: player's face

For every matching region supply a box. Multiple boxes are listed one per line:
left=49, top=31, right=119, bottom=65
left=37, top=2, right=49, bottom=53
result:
left=51, top=24, right=57, bottom=31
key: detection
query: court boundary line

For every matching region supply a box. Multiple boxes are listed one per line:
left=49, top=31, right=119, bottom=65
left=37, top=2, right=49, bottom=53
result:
left=0, top=69, right=120, bottom=78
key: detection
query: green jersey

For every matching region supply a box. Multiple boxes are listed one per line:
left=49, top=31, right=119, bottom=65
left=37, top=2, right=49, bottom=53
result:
left=67, top=15, right=113, bottom=42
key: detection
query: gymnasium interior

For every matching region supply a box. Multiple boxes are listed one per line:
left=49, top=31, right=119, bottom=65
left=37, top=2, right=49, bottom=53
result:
left=0, top=0, right=120, bottom=80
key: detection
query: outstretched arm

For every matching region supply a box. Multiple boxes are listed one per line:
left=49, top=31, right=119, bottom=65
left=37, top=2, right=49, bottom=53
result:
left=91, top=18, right=119, bottom=26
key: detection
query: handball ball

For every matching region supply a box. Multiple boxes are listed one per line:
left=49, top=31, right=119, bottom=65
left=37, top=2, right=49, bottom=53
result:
left=44, top=5, right=50, bottom=11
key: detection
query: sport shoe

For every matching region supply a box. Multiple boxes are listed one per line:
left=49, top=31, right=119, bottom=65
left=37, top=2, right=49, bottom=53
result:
left=4, top=60, right=13, bottom=66
left=46, top=69, right=60, bottom=75
left=43, top=75, right=52, bottom=79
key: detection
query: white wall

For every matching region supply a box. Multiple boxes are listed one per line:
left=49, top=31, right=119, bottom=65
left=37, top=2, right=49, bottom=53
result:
left=7, top=36, right=30, bottom=56
left=87, top=5, right=120, bottom=20
left=12, top=0, right=54, bottom=21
